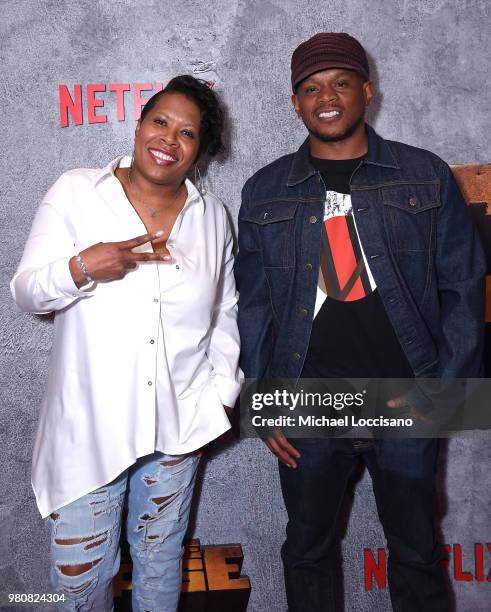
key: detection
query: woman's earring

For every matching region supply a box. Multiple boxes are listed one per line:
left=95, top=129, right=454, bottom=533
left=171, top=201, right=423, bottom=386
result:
left=127, top=150, right=135, bottom=185
left=194, top=165, right=204, bottom=193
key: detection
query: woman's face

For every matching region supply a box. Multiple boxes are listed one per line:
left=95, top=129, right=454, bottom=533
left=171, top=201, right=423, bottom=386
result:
left=133, top=92, right=201, bottom=186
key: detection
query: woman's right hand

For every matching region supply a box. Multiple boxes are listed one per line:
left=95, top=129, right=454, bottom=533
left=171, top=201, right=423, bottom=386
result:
left=69, top=231, right=171, bottom=287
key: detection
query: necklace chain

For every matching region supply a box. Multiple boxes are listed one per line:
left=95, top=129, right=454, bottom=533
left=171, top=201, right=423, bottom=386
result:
left=127, top=167, right=182, bottom=219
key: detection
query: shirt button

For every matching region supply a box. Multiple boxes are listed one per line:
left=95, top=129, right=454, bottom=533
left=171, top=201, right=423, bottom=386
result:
left=150, top=339, right=155, bottom=344
left=304, top=263, right=313, bottom=271
left=309, top=215, right=317, bottom=224
left=299, top=308, right=308, bottom=317
left=175, top=264, right=180, bottom=270
left=147, top=381, right=153, bottom=386
left=292, top=352, right=301, bottom=361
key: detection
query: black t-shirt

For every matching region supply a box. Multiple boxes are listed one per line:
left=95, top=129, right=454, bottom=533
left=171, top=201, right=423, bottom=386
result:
left=301, top=156, right=414, bottom=379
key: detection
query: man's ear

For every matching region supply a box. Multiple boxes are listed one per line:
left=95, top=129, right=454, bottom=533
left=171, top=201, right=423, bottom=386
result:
left=291, top=93, right=300, bottom=117
left=363, top=80, right=373, bottom=106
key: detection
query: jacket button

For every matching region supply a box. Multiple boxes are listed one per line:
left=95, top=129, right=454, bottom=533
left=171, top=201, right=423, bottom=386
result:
left=292, top=352, right=301, bottom=361
left=409, top=196, right=417, bottom=207
left=304, top=263, right=313, bottom=271
left=309, top=215, right=317, bottom=224
left=299, top=308, right=308, bottom=317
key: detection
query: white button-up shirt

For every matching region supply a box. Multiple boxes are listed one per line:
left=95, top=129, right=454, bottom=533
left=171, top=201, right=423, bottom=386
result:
left=11, top=157, right=241, bottom=518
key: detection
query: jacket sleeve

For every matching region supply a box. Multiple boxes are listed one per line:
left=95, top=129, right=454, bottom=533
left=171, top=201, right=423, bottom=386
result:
left=208, top=210, right=242, bottom=407
left=435, top=160, right=486, bottom=377
left=10, top=174, right=95, bottom=314
left=235, top=179, right=274, bottom=379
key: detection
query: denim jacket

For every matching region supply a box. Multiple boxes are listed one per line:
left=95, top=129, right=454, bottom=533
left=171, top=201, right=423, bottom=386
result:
left=236, top=125, right=485, bottom=380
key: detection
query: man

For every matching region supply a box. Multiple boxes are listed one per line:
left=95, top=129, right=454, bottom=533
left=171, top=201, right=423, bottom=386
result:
left=235, top=33, right=485, bottom=611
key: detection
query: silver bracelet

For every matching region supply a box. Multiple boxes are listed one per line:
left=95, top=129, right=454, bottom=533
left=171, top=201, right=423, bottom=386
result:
left=75, top=254, right=93, bottom=283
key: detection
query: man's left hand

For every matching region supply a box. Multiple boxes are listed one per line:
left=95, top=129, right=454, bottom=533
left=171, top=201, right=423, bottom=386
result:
left=387, top=396, right=434, bottom=424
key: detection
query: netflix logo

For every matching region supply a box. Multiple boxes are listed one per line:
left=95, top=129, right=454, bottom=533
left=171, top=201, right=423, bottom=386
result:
left=58, top=83, right=164, bottom=127
left=364, top=544, right=491, bottom=591
left=58, top=80, right=214, bottom=128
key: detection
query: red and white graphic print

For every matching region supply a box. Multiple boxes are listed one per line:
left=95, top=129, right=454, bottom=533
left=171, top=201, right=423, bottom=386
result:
left=315, top=190, right=376, bottom=316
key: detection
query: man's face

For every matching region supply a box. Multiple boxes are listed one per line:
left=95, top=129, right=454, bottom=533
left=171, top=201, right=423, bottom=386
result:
left=292, top=68, right=372, bottom=144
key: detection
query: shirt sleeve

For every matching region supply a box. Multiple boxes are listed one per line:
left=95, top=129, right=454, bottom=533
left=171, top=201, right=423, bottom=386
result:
left=208, top=211, right=242, bottom=407
left=10, top=174, right=95, bottom=314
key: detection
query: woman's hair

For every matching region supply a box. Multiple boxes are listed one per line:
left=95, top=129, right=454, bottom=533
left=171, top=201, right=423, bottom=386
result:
left=140, top=75, right=224, bottom=157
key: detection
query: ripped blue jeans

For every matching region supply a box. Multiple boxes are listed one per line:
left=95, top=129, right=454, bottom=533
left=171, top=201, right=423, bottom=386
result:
left=49, top=451, right=200, bottom=612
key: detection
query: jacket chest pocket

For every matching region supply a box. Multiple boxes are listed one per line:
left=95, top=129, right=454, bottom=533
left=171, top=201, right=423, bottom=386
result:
left=243, top=201, right=298, bottom=268
left=382, top=182, right=440, bottom=251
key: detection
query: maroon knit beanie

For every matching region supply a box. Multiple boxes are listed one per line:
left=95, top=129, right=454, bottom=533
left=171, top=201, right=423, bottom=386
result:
left=291, top=33, right=369, bottom=91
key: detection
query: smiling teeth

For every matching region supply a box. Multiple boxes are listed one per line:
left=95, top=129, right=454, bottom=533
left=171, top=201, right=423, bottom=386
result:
left=151, top=150, right=176, bottom=162
left=318, top=111, right=340, bottom=118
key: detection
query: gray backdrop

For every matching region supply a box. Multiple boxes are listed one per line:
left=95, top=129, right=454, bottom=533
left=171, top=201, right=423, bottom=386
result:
left=1, top=1, right=490, bottom=611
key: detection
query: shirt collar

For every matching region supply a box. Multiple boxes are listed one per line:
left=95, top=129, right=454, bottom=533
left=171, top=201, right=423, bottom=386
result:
left=92, top=156, right=205, bottom=214
left=286, top=124, right=399, bottom=186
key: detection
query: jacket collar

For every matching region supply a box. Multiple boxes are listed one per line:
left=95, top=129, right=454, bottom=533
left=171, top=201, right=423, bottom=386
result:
left=286, top=124, right=399, bottom=186
left=363, top=124, right=399, bottom=169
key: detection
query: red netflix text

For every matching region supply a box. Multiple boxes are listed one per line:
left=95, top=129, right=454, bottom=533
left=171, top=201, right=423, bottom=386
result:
left=58, top=81, right=214, bottom=128
left=364, top=544, right=491, bottom=591
left=59, top=83, right=164, bottom=127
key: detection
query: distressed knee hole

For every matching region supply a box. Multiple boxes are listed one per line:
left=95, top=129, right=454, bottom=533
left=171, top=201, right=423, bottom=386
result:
left=84, top=535, right=108, bottom=550
left=57, top=558, right=102, bottom=577
left=151, top=495, right=172, bottom=506
left=64, top=579, right=94, bottom=595
left=55, top=530, right=108, bottom=551
left=159, top=456, right=185, bottom=467
left=137, top=492, right=178, bottom=525
left=153, top=493, right=178, bottom=513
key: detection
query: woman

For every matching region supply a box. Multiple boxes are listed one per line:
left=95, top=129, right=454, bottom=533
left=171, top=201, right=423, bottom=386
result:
left=11, top=75, right=241, bottom=611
